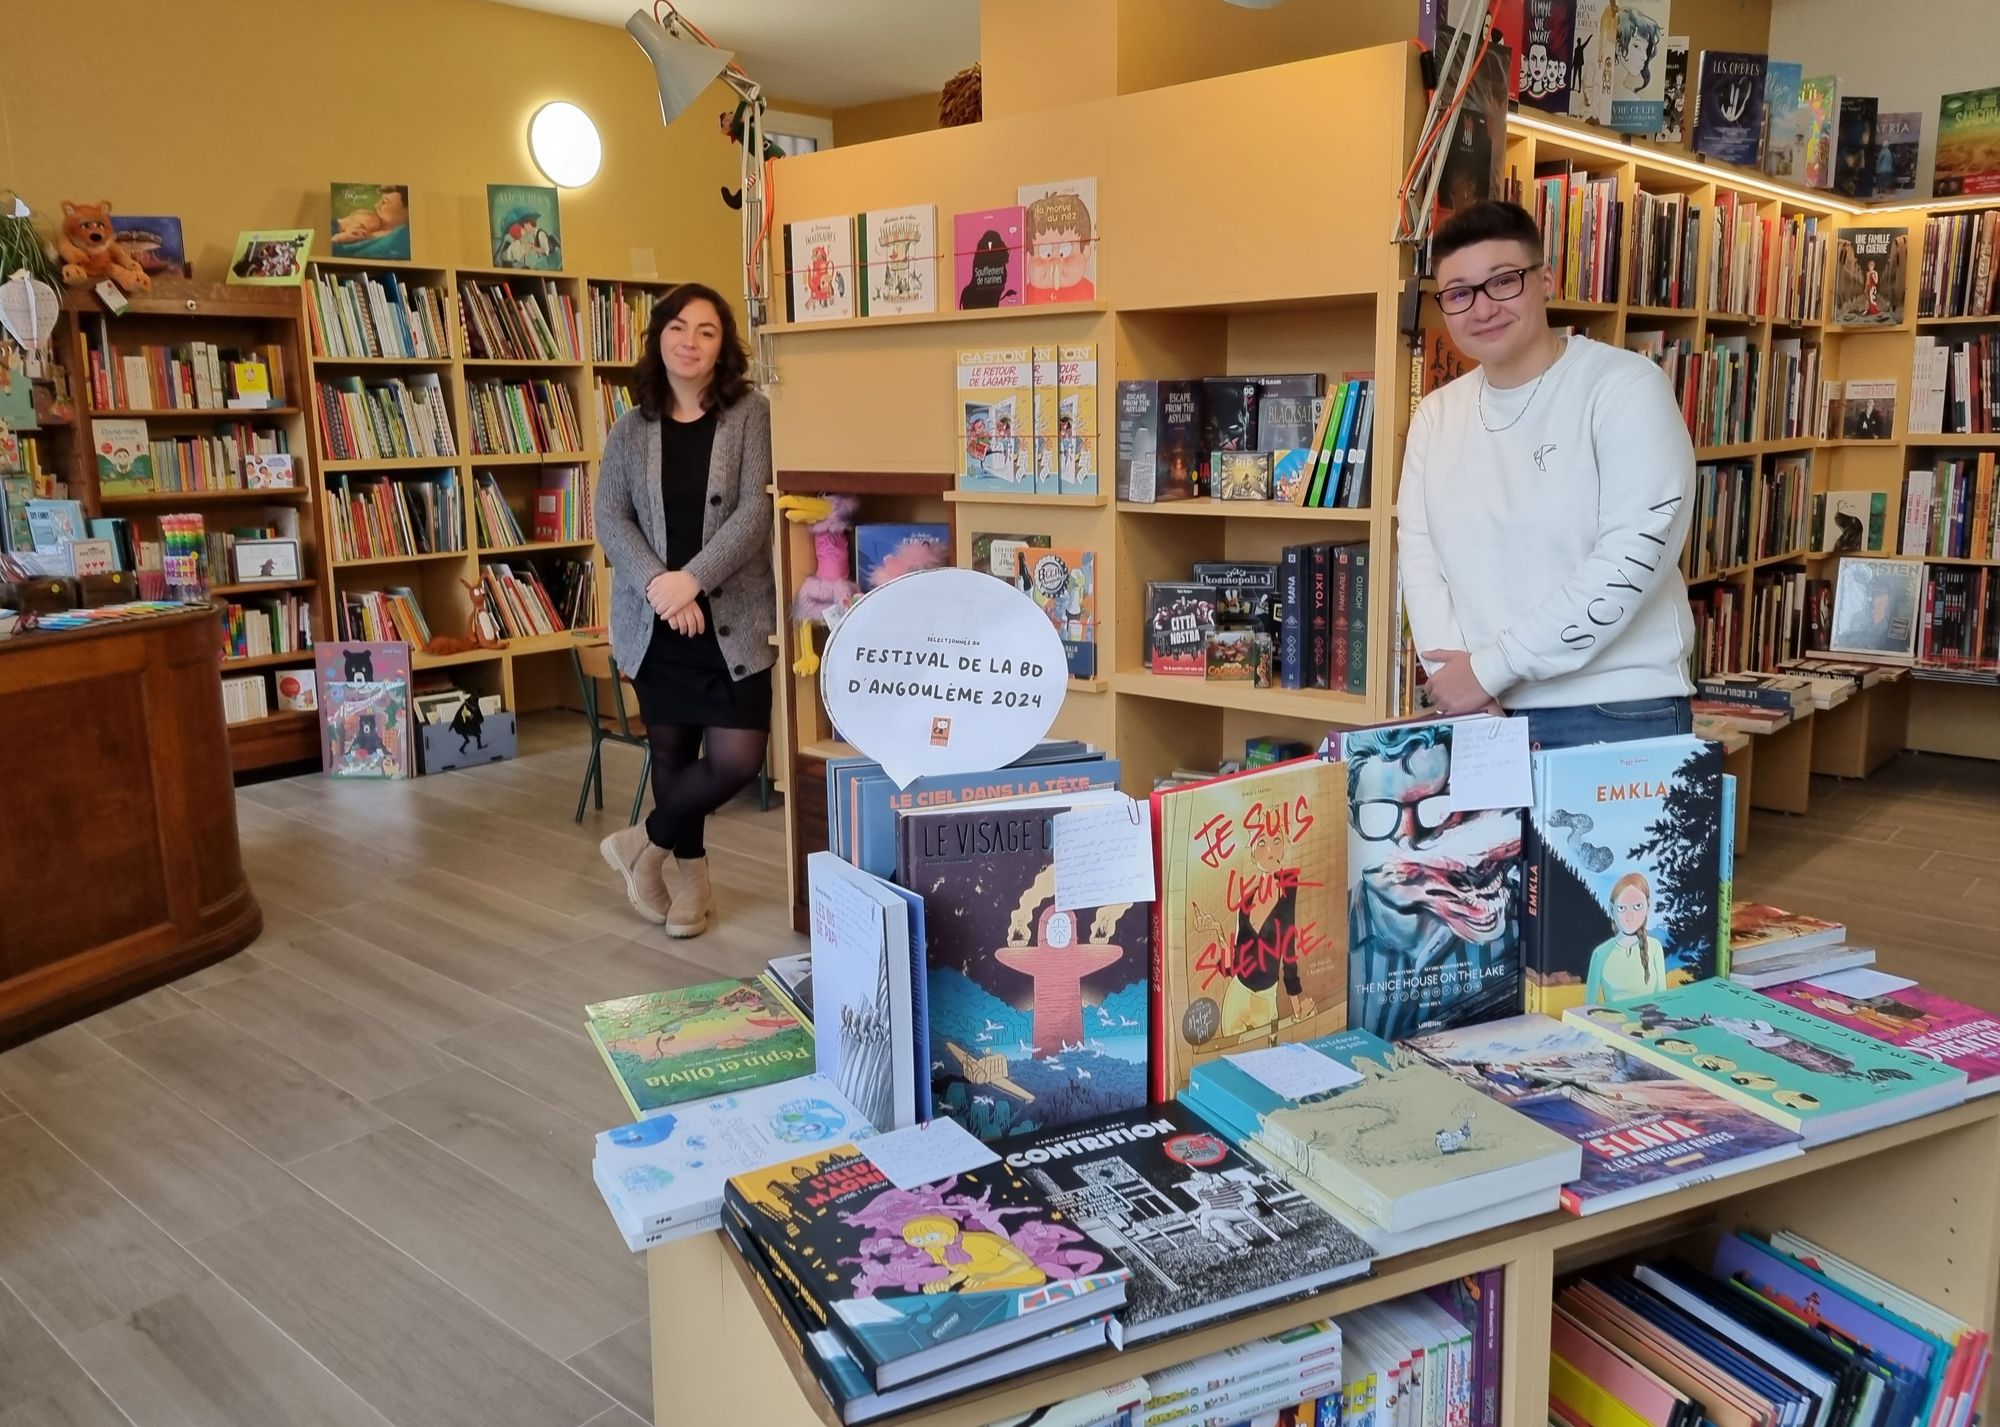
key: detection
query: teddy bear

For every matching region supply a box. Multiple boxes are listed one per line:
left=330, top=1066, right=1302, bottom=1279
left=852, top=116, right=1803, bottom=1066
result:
left=57, top=201, right=151, bottom=293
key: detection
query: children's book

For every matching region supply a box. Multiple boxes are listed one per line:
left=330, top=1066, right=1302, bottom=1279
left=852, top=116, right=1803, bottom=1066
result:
left=1525, top=735, right=1723, bottom=1016
left=994, top=1102, right=1372, bottom=1342
left=1343, top=720, right=1525, bottom=1042
left=1762, top=62, right=1806, bottom=182
left=1150, top=758, right=1348, bottom=1099
left=808, top=852, right=920, bottom=1133
left=315, top=639, right=411, bottom=693
left=1013, top=547, right=1096, bottom=679
left=854, top=523, right=949, bottom=592
left=1145, top=581, right=1218, bottom=675
left=107, top=215, right=185, bottom=276
left=328, top=182, right=411, bottom=261
left=584, top=977, right=813, bottom=1120
left=1800, top=74, right=1839, bottom=188
left=895, top=792, right=1149, bottom=1141
left=322, top=679, right=410, bottom=779
left=1055, top=342, right=1099, bottom=495
left=1017, top=179, right=1097, bottom=304
left=1404, top=1014, right=1803, bottom=1215
left=784, top=214, right=857, bottom=323
left=1763, top=979, right=2000, bottom=1096
left=856, top=204, right=936, bottom=317
left=593, top=1073, right=877, bottom=1248
left=1563, top=978, right=1968, bottom=1146
left=91, top=418, right=153, bottom=496
left=724, top=1142, right=1128, bottom=1388
left=956, top=347, right=1032, bottom=490
left=953, top=206, right=1025, bottom=310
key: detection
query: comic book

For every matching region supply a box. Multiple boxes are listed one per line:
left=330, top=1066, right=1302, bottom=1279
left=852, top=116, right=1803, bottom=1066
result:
left=953, top=206, right=1025, bottom=310
left=1517, top=0, right=1575, bottom=115
left=783, top=214, right=856, bottom=323
left=856, top=204, right=937, bottom=318
left=895, top=794, right=1149, bottom=1142
left=724, top=1143, right=1128, bottom=1390
left=1343, top=721, right=1525, bottom=1042
left=1834, top=95, right=1879, bottom=200
left=995, top=1103, right=1372, bottom=1341
left=1604, top=0, right=1670, bottom=134
left=583, top=978, right=813, bottom=1120
left=1800, top=74, right=1839, bottom=189
left=1404, top=1014, right=1803, bottom=1215
left=1729, top=902, right=1846, bottom=959
left=1018, top=179, right=1098, bottom=303
left=1692, top=51, right=1767, bottom=166
left=957, top=346, right=1032, bottom=491
left=1030, top=344, right=1059, bottom=494
left=807, top=852, right=919, bottom=1133
left=322, top=679, right=411, bottom=779
left=1763, top=980, right=2000, bottom=1096
left=1056, top=342, right=1099, bottom=495
left=1151, top=758, right=1348, bottom=1099
left=1524, top=735, right=1723, bottom=1016
left=1763, top=62, right=1806, bottom=182
left=854, top=523, right=950, bottom=592
left=1013, top=546, right=1097, bottom=679
left=1935, top=87, right=2000, bottom=198
left=1832, top=228, right=1908, bottom=326
left=967, top=530, right=1050, bottom=580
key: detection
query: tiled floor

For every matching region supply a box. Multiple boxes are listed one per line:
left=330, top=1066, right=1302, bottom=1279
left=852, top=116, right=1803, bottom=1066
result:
left=0, top=718, right=1994, bottom=1427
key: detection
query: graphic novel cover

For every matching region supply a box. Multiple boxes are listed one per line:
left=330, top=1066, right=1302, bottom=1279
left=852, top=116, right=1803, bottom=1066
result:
left=1056, top=343, right=1099, bottom=495
left=1434, top=23, right=1507, bottom=223
left=996, top=1103, right=1372, bottom=1341
left=784, top=214, right=857, bottom=323
left=1875, top=112, right=1923, bottom=199
left=1525, top=735, right=1722, bottom=1015
left=1344, top=721, right=1525, bottom=1043
left=1832, top=228, right=1907, bottom=326
left=896, top=800, right=1149, bottom=1142
left=1935, top=87, right=2000, bottom=197
left=1762, top=62, right=1806, bottom=182
left=855, top=523, right=950, bottom=593
left=1834, top=95, right=1880, bottom=199
left=485, top=185, right=559, bottom=271
left=1404, top=1014, right=1803, bottom=1215
left=1692, top=51, right=1768, bottom=166
left=1018, top=179, right=1097, bottom=304
left=1517, top=0, right=1575, bottom=115
left=725, top=1143, right=1127, bottom=1386
left=953, top=206, right=1025, bottom=310
left=1603, top=0, right=1671, bottom=134
left=808, top=852, right=918, bottom=1133
left=1014, top=547, right=1097, bottom=679
left=329, top=182, right=411, bottom=261
left=1145, top=581, right=1218, bottom=675
left=1152, top=759, right=1348, bottom=1099
left=957, top=346, right=1032, bottom=490
left=1800, top=74, right=1839, bottom=188
left=584, top=978, right=813, bottom=1120
left=1729, top=902, right=1845, bottom=958
left=1660, top=37, right=1690, bottom=143
left=1031, top=344, right=1058, bottom=493
left=968, top=530, right=1050, bottom=580
left=1764, top=981, right=2000, bottom=1095
left=857, top=204, right=937, bottom=317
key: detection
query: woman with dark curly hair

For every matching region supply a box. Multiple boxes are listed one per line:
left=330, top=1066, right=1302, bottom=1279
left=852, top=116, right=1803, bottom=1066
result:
left=594, top=283, right=774, bottom=939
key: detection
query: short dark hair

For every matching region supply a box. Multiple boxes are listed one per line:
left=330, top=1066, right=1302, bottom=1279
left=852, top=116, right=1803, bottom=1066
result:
left=634, top=281, right=752, bottom=418
left=1432, top=200, right=1544, bottom=268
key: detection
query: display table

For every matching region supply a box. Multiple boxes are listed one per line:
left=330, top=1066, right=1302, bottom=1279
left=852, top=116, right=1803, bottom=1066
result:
left=0, top=607, right=261, bottom=1047
left=1746, top=710, right=1815, bottom=816
left=647, top=1099, right=2000, bottom=1427
left=1811, top=679, right=1913, bottom=779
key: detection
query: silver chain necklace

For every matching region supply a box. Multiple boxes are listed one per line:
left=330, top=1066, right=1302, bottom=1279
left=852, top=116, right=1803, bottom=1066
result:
left=1477, top=337, right=1566, bottom=433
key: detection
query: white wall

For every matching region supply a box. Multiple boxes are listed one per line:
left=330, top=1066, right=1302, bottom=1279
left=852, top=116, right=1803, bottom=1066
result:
left=1768, top=0, right=2000, bottom=196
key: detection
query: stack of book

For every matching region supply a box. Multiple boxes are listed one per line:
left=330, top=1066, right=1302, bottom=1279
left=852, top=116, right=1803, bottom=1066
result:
left=588, top=283, right=658, bottom=363
left=1760, top=661, right=1854, bottom=711
left=1764, top=971, right=2000, bottom=1096
left=327, top=472, right=461, bottom=561
left=1727, top=902, right=1874, bottom=988
left=1138, top=1317, right=1345, bottom=1427
left=1697, top=671, right=1815, bottom=724
left=336, top=587, right=431, bottom=646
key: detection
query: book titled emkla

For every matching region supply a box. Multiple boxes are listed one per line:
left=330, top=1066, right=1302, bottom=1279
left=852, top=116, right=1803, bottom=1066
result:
left=584, top=977, right=812, bottom=1120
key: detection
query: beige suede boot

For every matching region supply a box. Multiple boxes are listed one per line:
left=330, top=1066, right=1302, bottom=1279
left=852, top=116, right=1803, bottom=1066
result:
left=661, top=854, right=712, bottom=938
left=600, top=824, right=671, bottom=925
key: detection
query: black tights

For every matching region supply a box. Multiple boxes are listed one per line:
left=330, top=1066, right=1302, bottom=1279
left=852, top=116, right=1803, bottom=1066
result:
left=644, top=723, right=768, bottom=858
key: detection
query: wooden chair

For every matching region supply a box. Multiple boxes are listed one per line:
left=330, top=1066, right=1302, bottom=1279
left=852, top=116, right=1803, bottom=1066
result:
left=570, top=637, right=652, bottom=825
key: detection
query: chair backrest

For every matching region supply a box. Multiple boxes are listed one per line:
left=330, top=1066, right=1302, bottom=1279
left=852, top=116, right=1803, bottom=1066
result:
left=574, top=639, right=616, bottom=682
left=571, top=637, right=640, bottom=738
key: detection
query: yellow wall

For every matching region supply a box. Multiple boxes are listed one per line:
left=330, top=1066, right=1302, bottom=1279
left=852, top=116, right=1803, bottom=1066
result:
left=832, top=93, right=943, bottom=148
left=1114, top=0, right=1421, bottom=93
left=2, top=0, right=765, bottom=286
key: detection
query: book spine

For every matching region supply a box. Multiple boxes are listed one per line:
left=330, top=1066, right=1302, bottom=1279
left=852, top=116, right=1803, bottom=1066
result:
left=1280, top=545, right=1305, bottom=690
left=1308, top=544, right=1332, bottom=690
left=1347, top=547, right=1370, bottom=696
left=1477, top=1267, right=1504, bottom=1427
left=718, top=1211, right=853, bottom=1416
left=1332, top=546, right=1352, bottom=691
left=1521, top=759, right=1549, bottom=1014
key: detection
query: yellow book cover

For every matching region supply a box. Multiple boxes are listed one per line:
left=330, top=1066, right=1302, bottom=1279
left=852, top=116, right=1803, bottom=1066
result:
left=956, top=345, right=1032, bottom=491
left=1057, top=342, right=1099, bottom=495
left=1031, top=343, right=1058, bottom=494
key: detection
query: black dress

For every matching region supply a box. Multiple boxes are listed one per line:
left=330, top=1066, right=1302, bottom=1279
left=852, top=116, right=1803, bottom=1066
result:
left=630, top=410, right=773, bottom=732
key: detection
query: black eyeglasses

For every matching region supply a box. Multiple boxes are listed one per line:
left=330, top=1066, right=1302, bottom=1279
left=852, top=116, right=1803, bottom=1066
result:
left=1351, top=793, right=1454, bottom=842
left=1433, top=264, right=1542, bottom=315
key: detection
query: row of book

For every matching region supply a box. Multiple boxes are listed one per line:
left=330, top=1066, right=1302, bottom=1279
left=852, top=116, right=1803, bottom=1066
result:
left=1633, top=333, right=1762, bottom=450
left=532, top=466, right=593, bottom=543
left=337, top=586, right=431, bottom=645
left=465, top=377, right=585, bottom=456
left=1756, top=455, right=1814, bottom=559
left=220, top=591, right=311, bottom=660
left=1688, top=584, right=1743, bottom=680
left=314, top=374, right=457, bottom=462
left=306, top=269, right=452, bottom=360
left=1916, top=207, right=2000, bottom=319
left=83, top=321, right=286, bottom=412
left=476, top=558, right=591, bottom=640
left=1748, top=567, right=1811, bottom=671
left=1763, top=337, right=1825, bottom=442
left=459, top=278, right=581, bottom=362
left=327, top=471, right=462, bottom=563
left=588, top=282, right=658, bottom=363
left=956, top=343, right=1101, bottom=496
left=1627, top=188, right=1700, bottom=311
left=1686, top=461, right=1756, bottom=579
left=1530, top=165, right=1621, bottom=304
left=1116, top=376, right=1375, bottom=510
left=1773, top=212, right=1829, bottom=324
left=1900, top=455, right=1998, bottom=559
left=219, top=672, right=273, bottom=724
left=1909, top=332, right=2000, bottom=435
left=1914, top=564, right=2000, bottom=675
left=1707, top=192, right=1771, bottom=319
left=91, top=417, right=293, bottom=497
left=594, top=378, right=633, bottom=442
left=473, top=471, right=528, bottom=547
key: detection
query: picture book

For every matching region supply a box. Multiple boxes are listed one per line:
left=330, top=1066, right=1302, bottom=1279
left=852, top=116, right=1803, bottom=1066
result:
left=854, top=523, right=949, bottom=593
left=1935, top=86, right=2000, bottom=197
left=1017, top=178, right=1097, bottom=304
left=1215, top=452, right=1273, bottom=501
left=995, top=1102, right=1372, bottom=1341
left=1692, top=52, right=1768, bottom=166
left=1517, top=0, right=1575, bottom=114
left=1834, top=95, right=1880, bottom=199
left=725, top=1143, right=1128, bottom=1389
left=1403, top=1014, right=1804, bottom=1216
left=226, top=228, right=312, bottom=285
left=1820, top=488, right=1887, bottom=553
left=91, top=417, right=152, bottom=496
left=1875, top=112, right=1923, bottom=199
left=808, top=852, right=919, bottom=1133
left=1729, top=903, right=1845, bottom=959
left=487, top=184, right=561, bottom=270
left=957, top=346, right=1032, bottom=490
left=1660, top=37, right=1689, bottom=143
left=583, top=977, right=813, bottom=1120
left=1115, top=379, right=1203, bottom=503
left=1762, top=62, right=1805, bottom=182
left=328, top=182, right=411, bottom=261
left=1564, top=979, right=1968, bottom=1146
left=968, top=530, right=1049, bottom=580
left=107, top=215, right=185, bottom=277
left=1344, top=720, right=1525, bottom=1042
left=1603, top=0, right=1671, bottom=134
left=1800, top=74, right=1839, bottom=188
left=1146, top=581, right=1218, bottom=676
left=953, top=206, right=1025, bottom=310
left=274, top=669, right=317, bottom=713
left=1151, top=758, right=1348, bottom=1099
left=1031, top=344, right=1058, bottom=493
left=1014, top=547, right=1096, bottom=678
left=895, top=796, right=1149, bottom=1142
left=857, top=204, right=937, bottom=317
left=322, top=679, right=410, bottom=779
left=593, top=1073, right=879, bottom=1247
left=1056, top=343, right=1099, bottom=495
left=784, top=213, right=857, bottom=323
left=1829, top=555, right=1921, bottom=661
left=1525, top=735, right=1723, bottom=1016
left=1763, top=980, right=2000, bottom=1096
left=1832, top=228, right=1907, bottom=325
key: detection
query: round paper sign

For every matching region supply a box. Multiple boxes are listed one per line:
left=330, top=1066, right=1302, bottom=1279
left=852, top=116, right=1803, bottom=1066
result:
left=819, top=566, right=1068, bottom=788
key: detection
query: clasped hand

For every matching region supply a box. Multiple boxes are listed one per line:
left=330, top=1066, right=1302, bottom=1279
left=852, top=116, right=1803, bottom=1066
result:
left=1420, top=648, right=1506, bottom=717
left=647, top=570, right=705, bottom=638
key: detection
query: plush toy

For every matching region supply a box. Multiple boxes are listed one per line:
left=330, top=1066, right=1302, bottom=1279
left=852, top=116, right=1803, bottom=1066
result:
left=56, top=201, right=150, bottom=293
left=424, top=577, right=510, bottom=656
left=776, top=493, right=860, bottom=677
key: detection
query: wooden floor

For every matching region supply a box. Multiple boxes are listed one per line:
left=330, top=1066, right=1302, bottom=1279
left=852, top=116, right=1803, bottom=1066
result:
left=0, top=718, right=1994, bottom=1427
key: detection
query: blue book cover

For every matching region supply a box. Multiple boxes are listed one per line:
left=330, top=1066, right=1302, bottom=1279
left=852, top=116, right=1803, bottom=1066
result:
left=854, top=523, right=949, bottom=593
left=1320, top=382, right=1361, bottom=507
left=835, top=757, right=1119, bottom=881
left=1692, top=51, right=1769, bottom=165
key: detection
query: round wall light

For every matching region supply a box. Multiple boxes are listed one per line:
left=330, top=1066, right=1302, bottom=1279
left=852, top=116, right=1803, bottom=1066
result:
left=529, top=101, right=603, bottom=187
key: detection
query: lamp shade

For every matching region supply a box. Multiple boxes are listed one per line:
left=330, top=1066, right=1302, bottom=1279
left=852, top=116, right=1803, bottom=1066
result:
left=625, top=10, right=734, bottom=125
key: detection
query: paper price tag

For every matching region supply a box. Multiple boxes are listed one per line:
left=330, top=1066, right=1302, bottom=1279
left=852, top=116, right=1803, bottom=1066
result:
left=1445, top=715, right=1533, bottom=812
left=860, top=1118, right=1000, bottom=1190
left=1230, top=1042, right=1362, bottom=1101
left=1054, top=796, right=1155, bottom=911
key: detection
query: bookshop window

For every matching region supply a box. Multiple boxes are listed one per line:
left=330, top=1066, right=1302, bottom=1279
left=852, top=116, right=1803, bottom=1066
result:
left=764, top=110, right=832, bottom=155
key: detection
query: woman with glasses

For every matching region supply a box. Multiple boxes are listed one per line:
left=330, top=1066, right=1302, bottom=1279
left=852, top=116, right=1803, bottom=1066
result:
left=1398, top=200, right=1698, bottom=750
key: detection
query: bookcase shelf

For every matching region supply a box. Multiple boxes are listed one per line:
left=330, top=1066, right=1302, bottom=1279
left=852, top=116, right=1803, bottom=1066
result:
left=209, top=578, right=317, bottom=596
left=85, top=406, right=304, bottom=419
left=321, top=456, right=464, bottom=473
left=1114, top=500, right=1375, bottom=522
left=942, top=489, right=1110, bottom=508
left=478, top=538, right=597, bottom=555
left=1110, top=669, right=1368, bottom=718
left=460, top=358, right=585, bottom=370
left=218, top=649, right=314, bottom=672
left=763, top=298, right=1108, bottom=336
left=307, top=354, right=455, bottom=367
left=410, top=647, right=506, bottom=670
left=331, top=549, right=467, bottom=569
left=1915, top=312, right=2000, bottom=326
left=469, top=450, right=589, bottom=465
left=99, top=488, right=313, bottom=506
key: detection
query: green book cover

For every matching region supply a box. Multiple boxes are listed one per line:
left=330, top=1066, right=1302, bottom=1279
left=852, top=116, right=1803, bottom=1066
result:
left=585, top=977, right=813, bottom=1119
left=91, top=417, right=153, bottom=495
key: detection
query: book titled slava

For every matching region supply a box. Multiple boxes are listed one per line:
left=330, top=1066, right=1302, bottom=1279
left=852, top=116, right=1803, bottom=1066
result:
left=584, top=976, right=813, bottom=1120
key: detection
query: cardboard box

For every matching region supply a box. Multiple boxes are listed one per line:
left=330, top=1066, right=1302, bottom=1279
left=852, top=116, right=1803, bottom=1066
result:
left=420, top=709, right=516, bottom=774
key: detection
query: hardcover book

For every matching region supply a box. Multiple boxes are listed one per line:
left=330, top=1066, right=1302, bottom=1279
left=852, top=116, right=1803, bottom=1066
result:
left=957, top=346, right=1032, bottom=490
left=1517, top=0, right=1575, bottom=115
left=1834, top=95, right=1880, bottom=199
left=1763, top=981, right=2000, bottom=1096
left=1762, top=62, right=1806, bottom=182
left=1832, top=228, right=1907, bottom=325
left=1404, top=1014, right=1803, bottom=1215
left=854, top=523, right=949, bottom=592
left=1692, top=51, right=1768, bottom=166
left=784, top=214, right=857, bottom=322
left=725, top=1143, right=1128, bottom=1389
left=1564, top=978, right=1968, bottom=1146
left=1935, top=86, right=2000, bottom=197
left=1874, top=111, right=1923, bottom=198
left=896, top=796, right=1150, bottom=1141
left=1115, top=379, right=1203, bottom=503
left=1729, top=903, right=1845, bottom=960
left=322, top=679, right=410, bottom=780
left=1800, top=74, right=1839, bottom=188
left=91, top=417, right=153, bottom=495
left=1604, top=0, right=1671, bottom=134
left=1145, top=581, right=1218, bottom=675
left=1014, top=547, right=1097, bottom=679
left=953, top=206, right=1025, bottom=310
left=1018, top=178, right=1097, bottom=304
left=808, top=851, right=920, bottom=1133
left=1525, top=735, right=1723, bottom=1016
left=584, top=978, right=813, bottom=1120
left=857, top=204, right=937, bottom=317
left=1151, top=759, right=1348, bottom=1099
left=1840, top=379, right=1896, bottom=439
left=1056, top=343, right=1099, bottom=495
left=1344, top=720, right=1525, bottom=1042
left=328, top=182, right=410, bottom=261
left=996, top=1103, right=1373, bottom=1341
left=968, top=530, right=1050, bottom=580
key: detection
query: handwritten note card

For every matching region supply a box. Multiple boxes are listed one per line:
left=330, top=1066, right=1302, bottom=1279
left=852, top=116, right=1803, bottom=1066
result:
left=1054, top=796, right=1156, bottom=911
left=1445, top=715, right=1533, bottom=812
left=860, top=1118, right=999, bottom=1190
left=1231, top=1042, right=1363, bottom=1101
left=1805, top=965, right=1912, bottom=998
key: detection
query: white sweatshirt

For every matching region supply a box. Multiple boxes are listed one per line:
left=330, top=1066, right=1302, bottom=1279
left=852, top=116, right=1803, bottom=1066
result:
left=1398, top=334, right=1697, bottom=710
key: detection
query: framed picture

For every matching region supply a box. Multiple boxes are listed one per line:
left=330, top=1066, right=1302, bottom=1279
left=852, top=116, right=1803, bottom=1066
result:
left=108, top=215, right=186, bottom=277
left=227, top=229, right=313, bottom=285
left=1828, top=555, right=1922, bottom=662
left=243, top=453, right=297, bottom=488
left=329, top=182, right=411, bottom=261
left=487, top=184, right=563, bottom=270
left=233, top=538, right=301, bottom=583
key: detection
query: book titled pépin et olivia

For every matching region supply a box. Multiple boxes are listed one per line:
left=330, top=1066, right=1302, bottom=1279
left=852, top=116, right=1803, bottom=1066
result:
left=585, top=976, right=814, bottom=1120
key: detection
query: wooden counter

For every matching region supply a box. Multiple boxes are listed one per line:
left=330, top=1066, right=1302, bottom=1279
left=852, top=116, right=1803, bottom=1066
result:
left=0, top=606, right=261, bottom=1048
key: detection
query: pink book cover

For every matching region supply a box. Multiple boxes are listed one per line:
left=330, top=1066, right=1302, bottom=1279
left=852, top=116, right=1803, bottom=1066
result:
left=1766, top=982, right=2000, bottom=1094
left=1552, top=1310, right=1686, bottom=1427
left=953, top=206, right=1024, bottom=311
